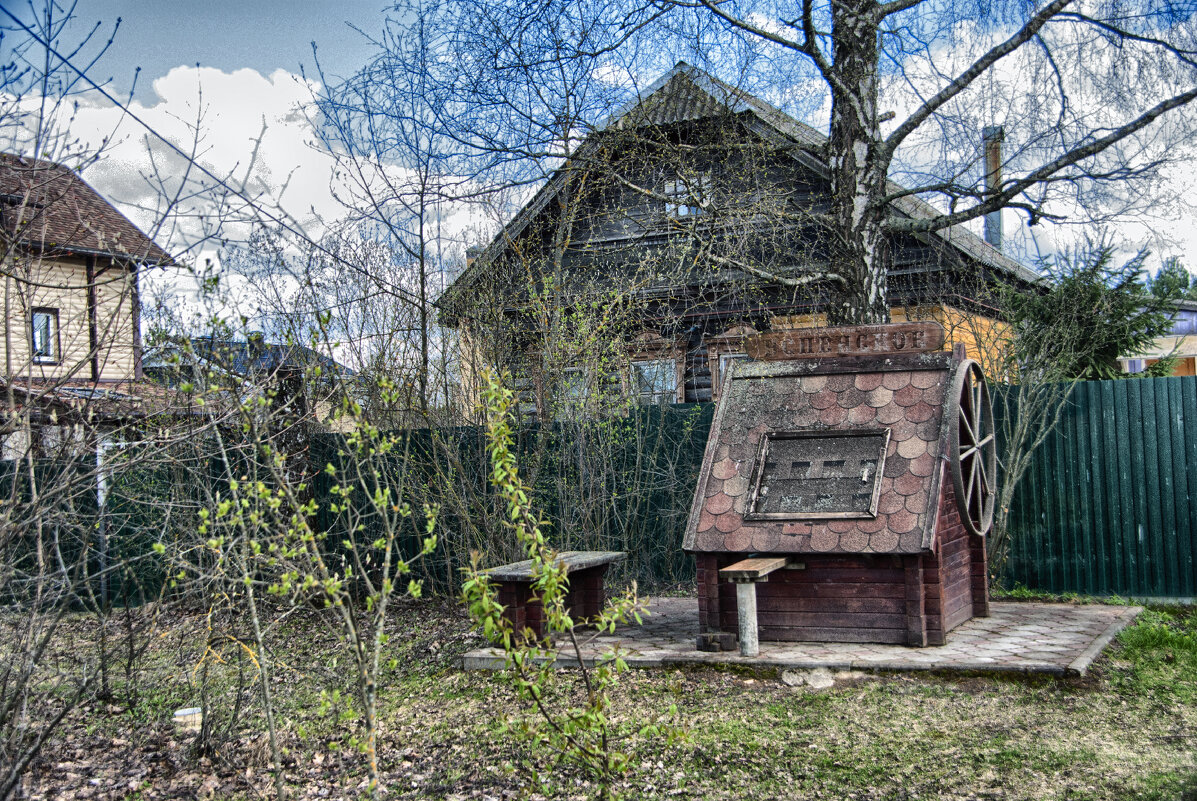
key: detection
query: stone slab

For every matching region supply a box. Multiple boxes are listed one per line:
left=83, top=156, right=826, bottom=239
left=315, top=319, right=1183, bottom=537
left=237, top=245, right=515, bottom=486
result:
left=462, top=598, right=1141, bottom=677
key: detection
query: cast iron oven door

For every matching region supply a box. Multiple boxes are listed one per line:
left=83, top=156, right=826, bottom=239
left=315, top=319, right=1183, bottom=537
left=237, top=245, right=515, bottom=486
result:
left=744, top=428, right=891, bottom=521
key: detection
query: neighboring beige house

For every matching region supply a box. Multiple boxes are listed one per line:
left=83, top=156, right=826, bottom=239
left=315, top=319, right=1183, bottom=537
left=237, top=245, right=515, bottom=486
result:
left=1120, top=299, right=1197, bottom=377
left=1, top=153, right=173, bottom=387
left=1, top=153, right=176, bottom=455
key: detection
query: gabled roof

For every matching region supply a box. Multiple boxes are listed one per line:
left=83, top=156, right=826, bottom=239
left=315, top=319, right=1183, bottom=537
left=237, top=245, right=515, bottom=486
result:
left=442, top=62, right=1038, bottom=313
left=683, top=353, right=957, bottom=555
left=0, top=152, right=176, bottom=266
left=189, top=337, right=354, bottom=379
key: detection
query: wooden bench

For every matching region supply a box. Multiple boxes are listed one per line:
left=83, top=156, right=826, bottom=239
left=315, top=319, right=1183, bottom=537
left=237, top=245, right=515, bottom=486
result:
left=486, top=551, right=626, bottom=638
left=719, top=556, right=803, bottom=657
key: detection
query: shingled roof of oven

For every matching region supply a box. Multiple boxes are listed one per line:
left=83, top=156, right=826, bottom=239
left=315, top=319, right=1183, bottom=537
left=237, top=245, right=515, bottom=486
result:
left=683, top=353, right=959, bottom=556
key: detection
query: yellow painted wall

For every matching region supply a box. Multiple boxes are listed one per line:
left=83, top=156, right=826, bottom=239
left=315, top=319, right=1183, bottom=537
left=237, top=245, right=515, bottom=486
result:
left=1, top=255, right=138, bottom=383
left=774, top=304, right=1011, bottom=377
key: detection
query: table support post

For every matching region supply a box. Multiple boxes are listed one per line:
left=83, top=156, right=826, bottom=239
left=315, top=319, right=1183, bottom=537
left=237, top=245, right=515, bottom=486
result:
left=735, top=581, right=759, bottom=657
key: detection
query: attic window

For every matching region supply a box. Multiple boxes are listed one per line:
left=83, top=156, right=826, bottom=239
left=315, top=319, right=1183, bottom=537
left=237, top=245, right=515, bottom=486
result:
left=745, top=429, right=890, bottom=520
left=664, top=175, right=708, bottom=217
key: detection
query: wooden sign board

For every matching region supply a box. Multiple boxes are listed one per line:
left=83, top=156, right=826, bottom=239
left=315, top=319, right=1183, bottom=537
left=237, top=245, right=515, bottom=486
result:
left=745, top=322, right=945, bottom=361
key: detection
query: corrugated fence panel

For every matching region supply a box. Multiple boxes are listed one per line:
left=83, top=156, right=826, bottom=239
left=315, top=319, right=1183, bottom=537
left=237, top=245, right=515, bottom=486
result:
left=1003, top=374, right=1197, bottom=599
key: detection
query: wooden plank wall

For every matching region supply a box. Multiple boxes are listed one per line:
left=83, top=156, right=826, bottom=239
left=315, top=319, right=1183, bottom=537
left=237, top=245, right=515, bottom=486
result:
left=1004, top=375, right=1197, bottom=600
left=700, top=553, right=914, bottom=645
left=922, top=477, right=976, bottom=645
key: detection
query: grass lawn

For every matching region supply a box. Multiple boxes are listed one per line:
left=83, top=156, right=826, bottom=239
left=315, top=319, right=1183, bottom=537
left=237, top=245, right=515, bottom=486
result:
left=17, top=598, right=1197, bottom=800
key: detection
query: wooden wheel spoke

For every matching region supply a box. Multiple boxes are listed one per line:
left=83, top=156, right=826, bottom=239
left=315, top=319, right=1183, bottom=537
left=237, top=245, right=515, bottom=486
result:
left=959, top=415, right=976, bottom=448
left=973, top=391, right=987, bottom=443
left=951, top=361, right=995, bottom=537
left=963, top=454, right=976, bottom=508
left=977, top=449, right=993, bottom=492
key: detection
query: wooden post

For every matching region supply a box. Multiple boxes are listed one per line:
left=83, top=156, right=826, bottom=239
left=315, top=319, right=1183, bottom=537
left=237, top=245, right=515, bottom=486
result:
left=904, top=555, right=928, bottom=647
left=735, top=581, right=759, bottom=657
left=719, top=557, right=787, bottom=657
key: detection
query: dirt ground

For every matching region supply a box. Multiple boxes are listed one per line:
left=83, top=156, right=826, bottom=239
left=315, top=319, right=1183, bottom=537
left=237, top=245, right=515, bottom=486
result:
left=14, top=598, right=1197, bottom=801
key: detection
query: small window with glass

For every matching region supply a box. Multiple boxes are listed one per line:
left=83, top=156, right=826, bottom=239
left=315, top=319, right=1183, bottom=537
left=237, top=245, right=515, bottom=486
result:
left=717, top=352, right=749, bottom=387
left=560, top=367, right=588, bottom=406
left=512, top=373, right=539, bottom=419
left=630, top=359, right=678, bottom=405
left=31, top=308, right=59, bottom=364
left=664, top=174, right=709, bottom=218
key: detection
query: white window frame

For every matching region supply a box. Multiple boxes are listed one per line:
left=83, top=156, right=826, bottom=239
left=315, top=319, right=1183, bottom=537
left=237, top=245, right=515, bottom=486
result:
left=630, top=358, right=679, bottom=405
left=718, top=352, right=749, bottom=387
left=664, top=174, right=709, bottom=218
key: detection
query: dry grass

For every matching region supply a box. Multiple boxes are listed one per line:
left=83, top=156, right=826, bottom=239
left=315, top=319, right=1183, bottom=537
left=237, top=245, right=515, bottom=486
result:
left=12, top=600, right=1197, bottom=800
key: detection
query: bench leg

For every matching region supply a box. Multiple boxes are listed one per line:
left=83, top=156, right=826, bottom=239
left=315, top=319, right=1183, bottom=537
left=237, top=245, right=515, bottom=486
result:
left=735, top=581, right=759, bottom=657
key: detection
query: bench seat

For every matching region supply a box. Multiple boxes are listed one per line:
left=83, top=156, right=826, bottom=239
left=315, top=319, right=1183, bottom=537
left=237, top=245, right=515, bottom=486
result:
left=717, top=555, right=804, bottom=657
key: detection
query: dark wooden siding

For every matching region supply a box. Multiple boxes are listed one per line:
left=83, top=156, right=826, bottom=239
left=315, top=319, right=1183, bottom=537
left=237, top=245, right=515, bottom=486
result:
left=922, top=478, right=976, bottom=644
left=702, top=553, right=911, bottom=644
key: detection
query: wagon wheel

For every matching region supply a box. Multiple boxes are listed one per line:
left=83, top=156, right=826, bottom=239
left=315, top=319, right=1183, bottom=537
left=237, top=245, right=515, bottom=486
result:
left=948, top=359, right=996, bottom=537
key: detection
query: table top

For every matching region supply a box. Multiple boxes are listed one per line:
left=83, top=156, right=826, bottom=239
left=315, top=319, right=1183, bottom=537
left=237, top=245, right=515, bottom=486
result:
left=485, top=550, right=626, bottom=582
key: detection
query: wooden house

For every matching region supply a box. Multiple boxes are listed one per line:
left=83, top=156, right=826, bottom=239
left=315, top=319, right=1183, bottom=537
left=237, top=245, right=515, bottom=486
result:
left=1121, top=299, right=1197, bottom=377
left=439, top=63, right=1037, bottom=415
left=0, top=152, right=175, bottom=455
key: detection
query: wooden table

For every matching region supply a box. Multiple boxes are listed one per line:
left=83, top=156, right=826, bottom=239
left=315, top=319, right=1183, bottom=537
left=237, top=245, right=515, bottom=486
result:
left=485, top=551, right=626, bottom=638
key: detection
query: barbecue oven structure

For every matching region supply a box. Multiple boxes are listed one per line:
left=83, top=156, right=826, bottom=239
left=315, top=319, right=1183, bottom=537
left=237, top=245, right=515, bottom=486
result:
left=683, top=323, right=995, bottom=649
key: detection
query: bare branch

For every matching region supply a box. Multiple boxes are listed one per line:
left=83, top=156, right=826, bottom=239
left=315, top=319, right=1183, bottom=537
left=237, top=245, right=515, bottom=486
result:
left=886, top=85, right=1197, bottom=234
left=882, top=0, right=1072, bottom=159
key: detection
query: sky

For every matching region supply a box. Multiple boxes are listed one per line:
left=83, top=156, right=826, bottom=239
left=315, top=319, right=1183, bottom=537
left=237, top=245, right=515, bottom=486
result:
left=0, top=0, right=414, bottom=328
left=7, top=0, right=386, bottom=98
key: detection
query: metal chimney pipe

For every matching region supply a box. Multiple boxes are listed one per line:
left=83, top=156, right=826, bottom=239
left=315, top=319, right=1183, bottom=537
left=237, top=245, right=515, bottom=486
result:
left=982, top=126, right=1005, bottom=251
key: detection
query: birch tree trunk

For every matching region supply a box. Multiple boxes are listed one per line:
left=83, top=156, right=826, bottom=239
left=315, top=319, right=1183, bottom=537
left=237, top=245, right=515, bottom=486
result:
left=826, top=0, right=889, bottom=325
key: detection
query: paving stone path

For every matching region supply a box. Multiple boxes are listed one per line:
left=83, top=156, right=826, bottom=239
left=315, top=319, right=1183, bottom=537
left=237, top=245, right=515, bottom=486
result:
left=462, top=598, right=1141, bottom=676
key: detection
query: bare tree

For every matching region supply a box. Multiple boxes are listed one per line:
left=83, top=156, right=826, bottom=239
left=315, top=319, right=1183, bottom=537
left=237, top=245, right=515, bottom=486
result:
left=391, top=0, right=1197, bottom=323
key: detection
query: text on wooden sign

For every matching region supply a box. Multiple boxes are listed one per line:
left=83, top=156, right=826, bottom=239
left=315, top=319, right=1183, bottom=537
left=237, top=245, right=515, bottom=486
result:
left=744, top=322, right=946, bottom=361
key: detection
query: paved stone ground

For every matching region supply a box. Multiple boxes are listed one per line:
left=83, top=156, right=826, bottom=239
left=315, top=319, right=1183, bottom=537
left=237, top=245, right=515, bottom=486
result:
left=462, top=598, right=1141, bottom=676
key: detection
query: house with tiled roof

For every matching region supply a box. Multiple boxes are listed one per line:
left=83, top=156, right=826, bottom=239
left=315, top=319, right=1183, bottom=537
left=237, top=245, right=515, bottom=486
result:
left=1, top=152, right=177, bottom=452
left=1, top=152, right=174, bottom=384
left=439, top=63, right=1034, bottom=416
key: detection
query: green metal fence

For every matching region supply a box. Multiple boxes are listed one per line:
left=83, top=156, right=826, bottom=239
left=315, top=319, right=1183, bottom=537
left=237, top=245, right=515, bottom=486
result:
left=1003, top=375, right=1197, bottom=599
left=308, top=377, right=1197, bottom=599
left=10, top=375, right=1191, bottom=603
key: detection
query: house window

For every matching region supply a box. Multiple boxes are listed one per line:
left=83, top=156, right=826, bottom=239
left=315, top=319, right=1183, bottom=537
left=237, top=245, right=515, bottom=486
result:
left=513, top=374, right=539, bottom=419
left=718, top=352, right=749, bottom=386
left=664, top=175, right=708, bottom=217
left=31, top=308, right=59, bottom=364
left=560, top=367, right=588, bottom=406
left=630, top=359, right=678, bottom=405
